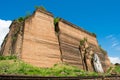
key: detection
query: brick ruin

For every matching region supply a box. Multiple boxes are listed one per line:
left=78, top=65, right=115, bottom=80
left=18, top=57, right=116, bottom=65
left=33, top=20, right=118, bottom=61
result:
left=0, top=9, right=111, bottom=72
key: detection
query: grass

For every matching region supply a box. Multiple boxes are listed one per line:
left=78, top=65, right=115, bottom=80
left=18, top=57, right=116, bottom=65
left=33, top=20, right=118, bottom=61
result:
left=105, top=64, right=120, bottom=75
left=0, top=56, right=99, bottom=76
left=0, top=56, right=17, bottom=60
left=0, top=56, right=119, bottom=76
left=112, top=65, right=120, bottom=74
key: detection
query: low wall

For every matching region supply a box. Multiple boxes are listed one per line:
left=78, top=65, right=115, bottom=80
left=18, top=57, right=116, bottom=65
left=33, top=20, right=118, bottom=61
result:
left=0, top=75, right=120, bottom=80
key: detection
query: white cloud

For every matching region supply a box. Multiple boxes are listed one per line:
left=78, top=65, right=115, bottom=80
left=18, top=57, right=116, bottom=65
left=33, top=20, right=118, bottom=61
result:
left=106, top=34, right=120, bottom=48
left=106, top=34, right=113, bottom=39
left=109, top=57, right=120, bottom=64
left=112, top=42, right=119, bottom=47
left=0, top=19, right=12, bottom=47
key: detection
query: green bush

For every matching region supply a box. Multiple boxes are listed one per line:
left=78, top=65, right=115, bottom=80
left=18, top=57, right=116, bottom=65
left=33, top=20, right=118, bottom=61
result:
left=114, top=65, right=120, bottom=74
left=54, top=17, right=60, bottom=26
left=0, top=56, right=17, bottom=60
left=80, top=38, right=87, bottom=46
left=91, top=33, right=97, bottom=37
left=34, top=6, right=46, bottom=11
left=17, top=17, right=25, bottom=22
left=16, top=13, right=31, bottom=22
left=25, top=11, right=31, bottom=19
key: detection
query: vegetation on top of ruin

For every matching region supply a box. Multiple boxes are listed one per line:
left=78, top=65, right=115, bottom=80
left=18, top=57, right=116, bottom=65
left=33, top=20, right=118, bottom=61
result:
left=34, top=6, right=46, bottom=11
left=16, top=14, right=31, bottom=22
left=54, top=17, right=60, bottom=26
left=16, top=11, right=32, bottom=22
left=16, top=6, right=46, bottom=22
left=54, top=17, right=61, bottom=35
left=91, top=33, right=97, bottom=37
left=16, top=17, right=25, bottom=22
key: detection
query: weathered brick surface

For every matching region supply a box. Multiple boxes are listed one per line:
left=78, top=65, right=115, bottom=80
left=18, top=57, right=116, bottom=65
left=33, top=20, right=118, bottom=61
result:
left=61, top=42, right=83, bottom=69
left=59, top=19, right=98, bottom=47
left=57, top=19, right=111, bottom=72
left=105, top=55, right=111, bottom=71
left=0, top=21, right=23, bottom=56
left=0, top=26, right=14, bottom=56
left=21, top=9, right=61, bottom=67
left=58, top=19, right=99, bottom=70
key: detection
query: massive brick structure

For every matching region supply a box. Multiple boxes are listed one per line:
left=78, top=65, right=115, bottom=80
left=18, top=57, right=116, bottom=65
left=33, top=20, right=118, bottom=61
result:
left=0, top=9, right=111, bottom=72
left=21, top=9, right=61, bottom=67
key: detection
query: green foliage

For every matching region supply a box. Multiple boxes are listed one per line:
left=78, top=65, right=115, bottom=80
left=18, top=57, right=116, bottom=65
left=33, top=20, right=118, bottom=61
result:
left=84, top=37, right=87, bottom=42
left=105, top=65, right=120, bottom=75
left=54, top=17, right=60, bottom=35
left=86, top=72, right=99, bottom=76
left=0, top=59, right=99, bottom=76
left=49, top=63, right=87, bottom=76
left=17, top=17, right=25, bottom=22
left=3, top=57, right=117, bottom=76
left=16, top=11, right=31, bottom=22
left=24, top=11, right=31, bottom=19
left=80, top=38, right=87, bottom=46
left=113, top=65, right=120, bottom=74
left=54, top=17, right=60, bottom=26
left=91, top=33, right=97, bottom=37
left=106, top=67, right=113, bottom=73
left=34, top=6, right=46, bottom=11
left=0, top=56, right=17, bottom=60
left=16, top=6, right=46, bottom=22
left=16, top=15, right=31, bottom=22
left=80, top=40, right=85, bottom=46
left=0, top=60, right=41, bottom=75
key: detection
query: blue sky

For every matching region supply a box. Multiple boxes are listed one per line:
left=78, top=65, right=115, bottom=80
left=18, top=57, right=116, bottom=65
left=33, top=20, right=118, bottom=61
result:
left=0, top=0, right=120, bottom=63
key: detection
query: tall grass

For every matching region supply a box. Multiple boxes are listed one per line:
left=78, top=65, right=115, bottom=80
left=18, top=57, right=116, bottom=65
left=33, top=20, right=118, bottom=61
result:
left=0, top=59, right=99, bottom=76
left=1, top=56, right=114, bottom=76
